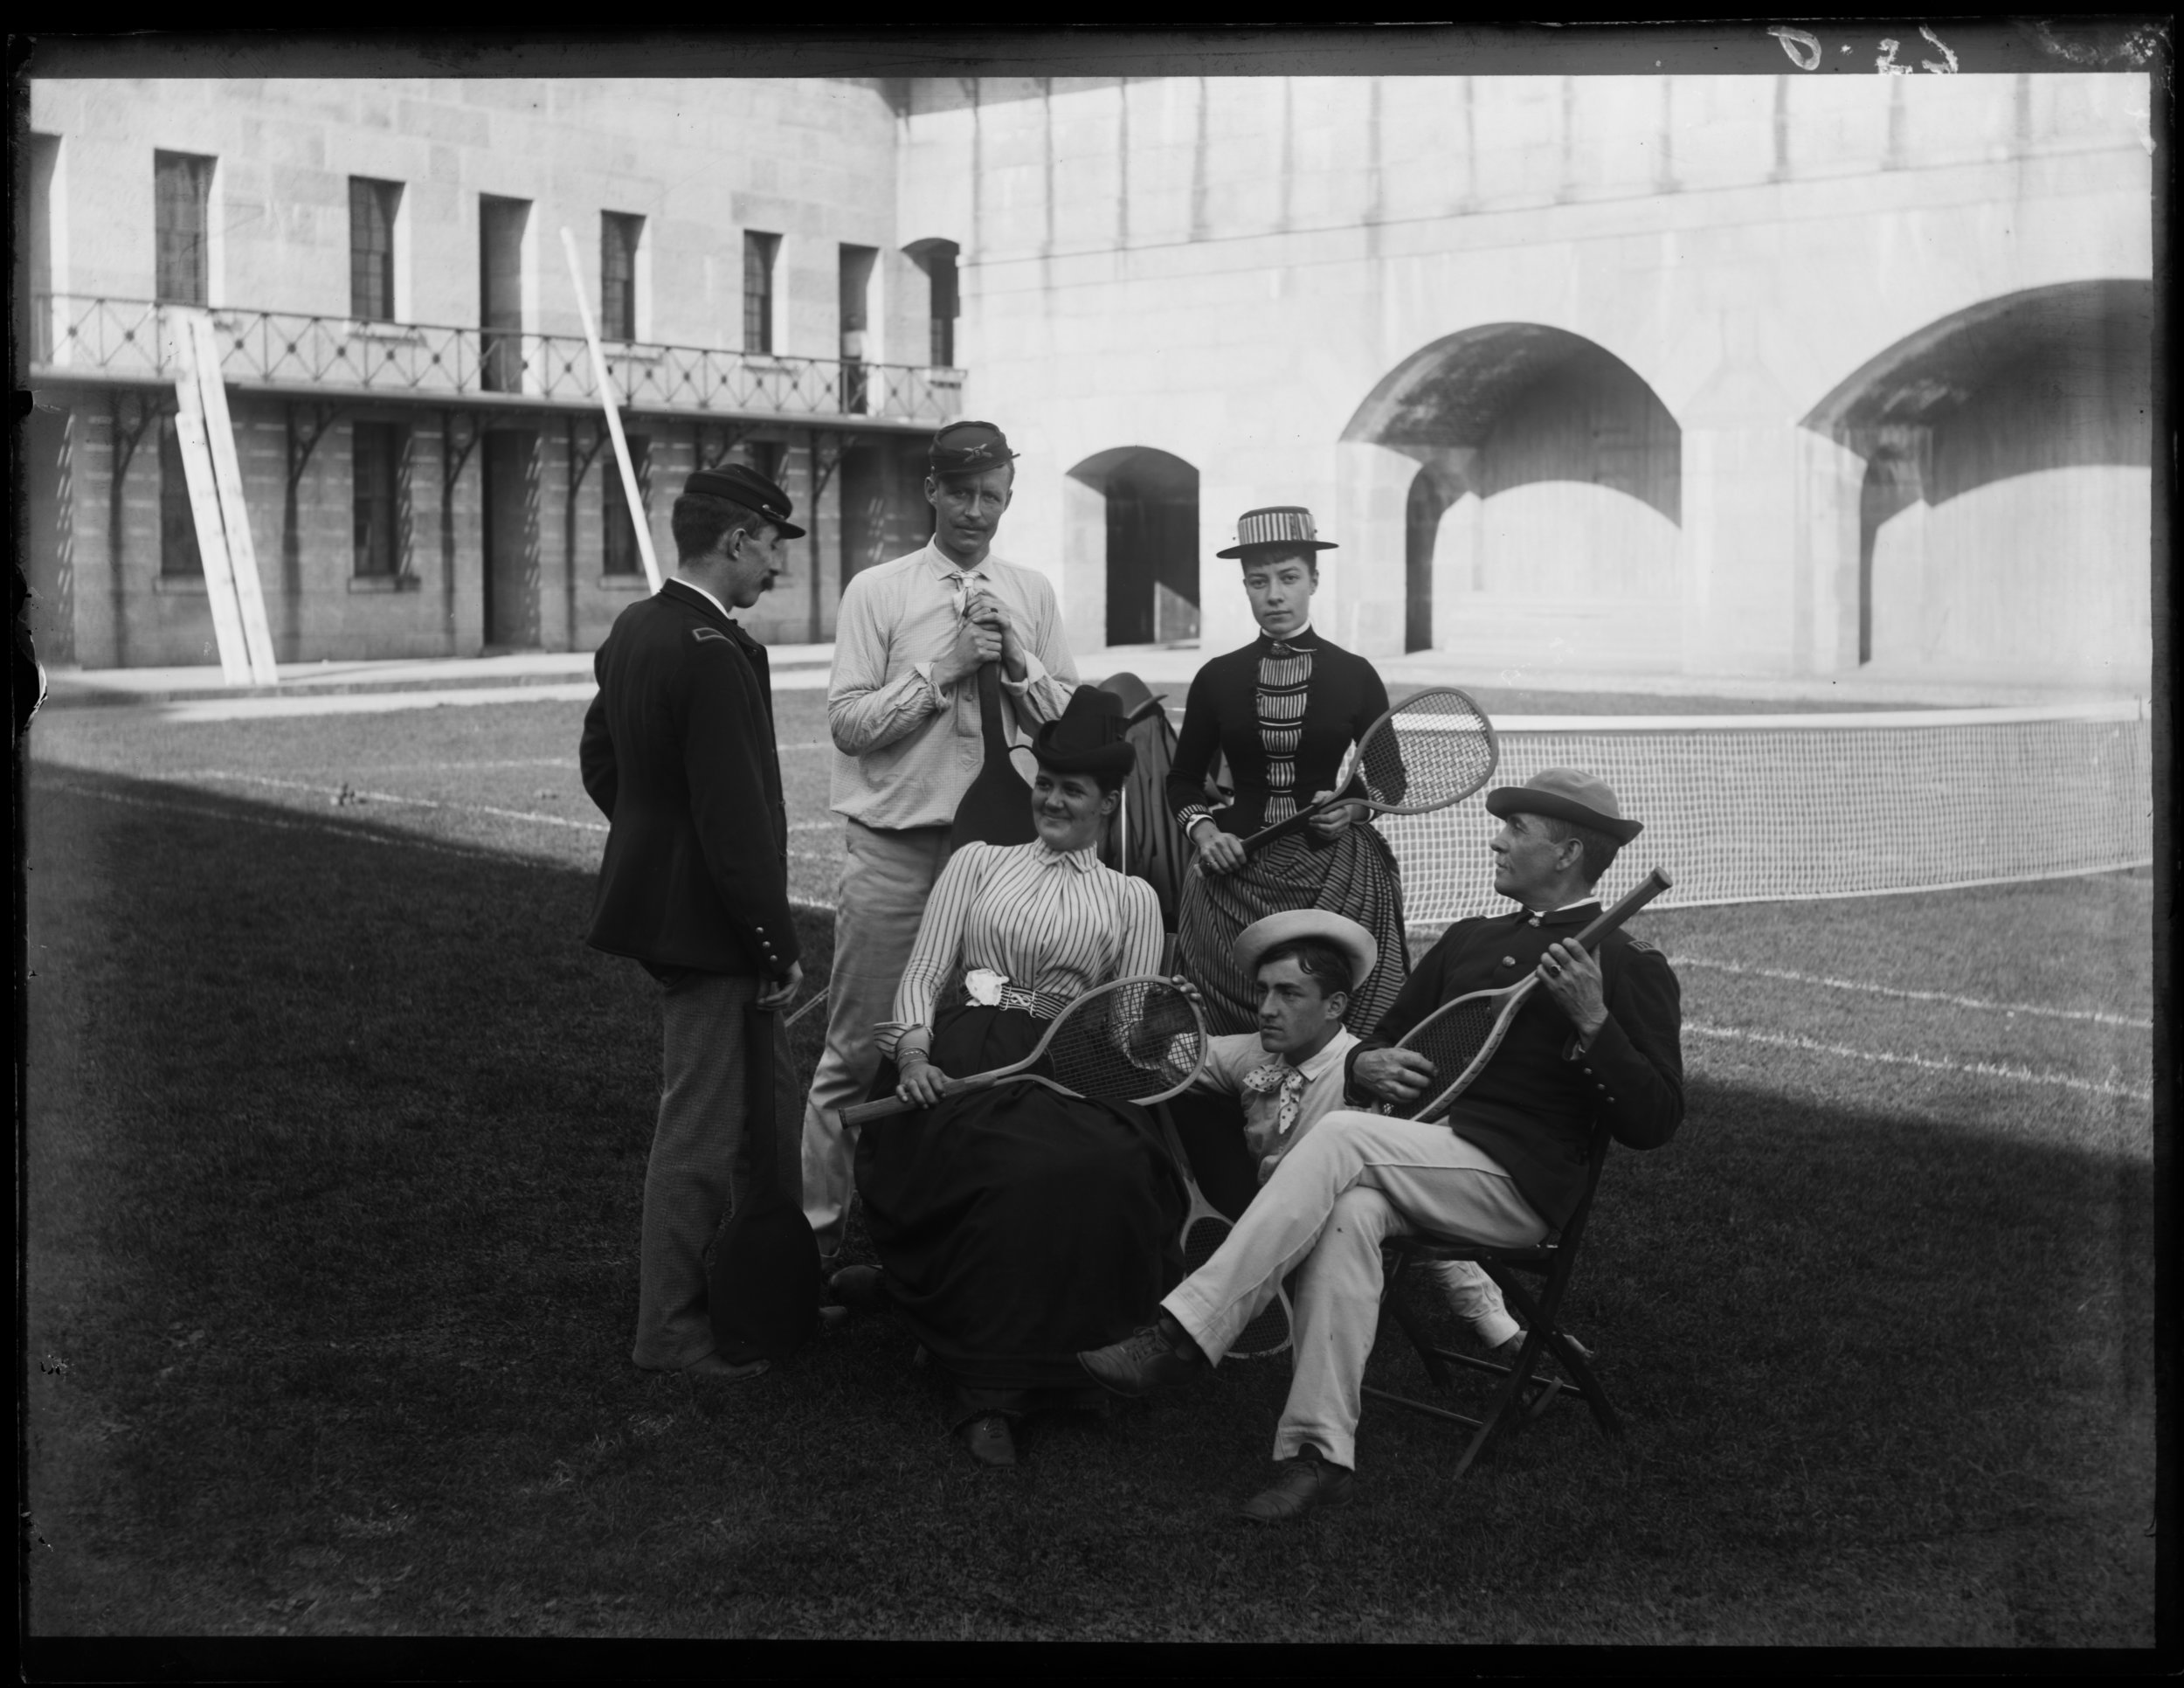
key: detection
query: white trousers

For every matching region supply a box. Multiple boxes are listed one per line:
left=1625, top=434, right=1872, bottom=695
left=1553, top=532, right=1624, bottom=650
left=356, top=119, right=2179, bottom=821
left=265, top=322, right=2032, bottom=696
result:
left=1427, top=1260, right=1522, bottom=1349
left=798, top=819, right=953, bottom=1253
left=1163, top=1108, right=1549, bottom=1472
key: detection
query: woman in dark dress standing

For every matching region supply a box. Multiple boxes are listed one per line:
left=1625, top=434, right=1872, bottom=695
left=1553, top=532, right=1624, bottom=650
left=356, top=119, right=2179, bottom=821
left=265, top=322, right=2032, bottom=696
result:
left=840, top=688, right=1185, bottom=1468
left=1169, top=507, right=1410, bottom=1037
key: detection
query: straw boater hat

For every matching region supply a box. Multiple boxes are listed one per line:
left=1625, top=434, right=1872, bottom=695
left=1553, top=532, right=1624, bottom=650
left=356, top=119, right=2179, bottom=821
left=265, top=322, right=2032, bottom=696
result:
left=1234, top=910, right=1379, bottom=992
left=1030, top=686, right=1137, bottom=781
left=1484, top=768, right=1643, bottom=844
left=1215, top=506, right=1340, bottom=560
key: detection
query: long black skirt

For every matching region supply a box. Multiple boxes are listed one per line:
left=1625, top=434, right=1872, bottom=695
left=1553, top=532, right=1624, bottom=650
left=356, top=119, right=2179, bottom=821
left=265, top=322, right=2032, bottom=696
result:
left=855, top=1004, right=1186, bottom=1417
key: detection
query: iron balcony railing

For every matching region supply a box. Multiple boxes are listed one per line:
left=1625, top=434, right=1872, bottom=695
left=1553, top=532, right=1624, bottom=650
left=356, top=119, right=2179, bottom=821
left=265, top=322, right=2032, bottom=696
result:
left=28, top=294, right=966, bottom=424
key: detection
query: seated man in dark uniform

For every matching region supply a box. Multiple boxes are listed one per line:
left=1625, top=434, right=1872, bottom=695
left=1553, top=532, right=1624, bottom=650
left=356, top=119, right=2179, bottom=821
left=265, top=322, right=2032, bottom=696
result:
left=1078, top=769, right=1684, bottom=1523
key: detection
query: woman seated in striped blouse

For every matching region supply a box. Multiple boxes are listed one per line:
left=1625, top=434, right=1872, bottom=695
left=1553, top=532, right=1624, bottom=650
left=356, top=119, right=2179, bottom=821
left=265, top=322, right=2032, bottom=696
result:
left=1169, top=506, right=1411, bottom=1038
left=836, top=687, right=1185, bottom=1469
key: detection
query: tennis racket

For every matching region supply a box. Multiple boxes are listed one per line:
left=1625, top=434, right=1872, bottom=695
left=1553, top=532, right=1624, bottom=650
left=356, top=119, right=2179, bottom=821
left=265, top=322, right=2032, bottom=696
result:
left=1149, top=1104, right=1292, bottom=1359
left=838, top=974, right=1208, bottom=1126
left=1396, top=868, right=1674, bottom=1124
left=1241, top=687, right=1498, bottom=856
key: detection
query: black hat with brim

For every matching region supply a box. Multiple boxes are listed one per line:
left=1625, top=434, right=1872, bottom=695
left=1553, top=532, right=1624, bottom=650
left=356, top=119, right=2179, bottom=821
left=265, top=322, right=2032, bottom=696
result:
left=684, top=464, right=806, bottom=539
left=1031, top=686, right=1138, bottom=780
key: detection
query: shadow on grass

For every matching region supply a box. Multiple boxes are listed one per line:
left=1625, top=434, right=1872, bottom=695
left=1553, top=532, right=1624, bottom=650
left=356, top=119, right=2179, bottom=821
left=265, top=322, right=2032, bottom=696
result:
left=24, top=768, right=2155, bottom=1645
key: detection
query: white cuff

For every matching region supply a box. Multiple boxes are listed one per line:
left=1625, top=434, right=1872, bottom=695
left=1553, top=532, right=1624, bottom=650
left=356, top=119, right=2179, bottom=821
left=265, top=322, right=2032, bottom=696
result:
left=912, top=661, right=944, bottom=707
left=997, top=650, right=1048, bottom=695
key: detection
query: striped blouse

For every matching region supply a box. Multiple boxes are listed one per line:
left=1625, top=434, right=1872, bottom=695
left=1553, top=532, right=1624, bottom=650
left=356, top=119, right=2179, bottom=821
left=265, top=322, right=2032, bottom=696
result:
left=881, top=841, right=1165, bottom=1055
left=1165, top=628, right=1394, bottom=838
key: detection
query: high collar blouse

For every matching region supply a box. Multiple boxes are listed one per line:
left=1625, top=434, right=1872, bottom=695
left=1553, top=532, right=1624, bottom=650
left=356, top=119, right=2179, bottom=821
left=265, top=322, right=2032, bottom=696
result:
left=881, top=840, right=1165, bottom=1053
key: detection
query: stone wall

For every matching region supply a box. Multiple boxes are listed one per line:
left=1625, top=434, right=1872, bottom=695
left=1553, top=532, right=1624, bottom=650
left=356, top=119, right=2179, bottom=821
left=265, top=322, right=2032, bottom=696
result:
left=905, top=73, right=2153, bottom=688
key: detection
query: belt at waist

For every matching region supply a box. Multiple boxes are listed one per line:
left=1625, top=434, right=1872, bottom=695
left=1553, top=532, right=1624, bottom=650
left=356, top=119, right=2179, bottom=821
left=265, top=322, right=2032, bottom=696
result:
left=949, top=977, right=1073, bottom=1022
left=997, top=985, right=1071, bottom=1021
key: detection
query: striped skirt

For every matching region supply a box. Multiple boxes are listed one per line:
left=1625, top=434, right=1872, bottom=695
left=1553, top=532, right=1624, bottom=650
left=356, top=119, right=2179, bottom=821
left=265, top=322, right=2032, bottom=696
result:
left=1176, top=823, right=1409, bottom=1038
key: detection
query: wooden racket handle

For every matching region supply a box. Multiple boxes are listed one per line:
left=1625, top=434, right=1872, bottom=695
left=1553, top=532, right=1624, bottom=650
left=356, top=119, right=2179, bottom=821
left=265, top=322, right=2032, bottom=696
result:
left=840, top=1095, right=916, bottom=1127
left=1568, top=867, right=1675, bottom=952
left=841, top=1077, right=966, bottom=1127
left=1239, top=779, right=1363, bottom=855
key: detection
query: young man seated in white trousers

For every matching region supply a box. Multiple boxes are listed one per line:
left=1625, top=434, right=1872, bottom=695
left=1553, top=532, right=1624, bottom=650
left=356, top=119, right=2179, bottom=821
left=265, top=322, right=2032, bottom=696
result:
left=1080, top=768, right=1685, bottom=1524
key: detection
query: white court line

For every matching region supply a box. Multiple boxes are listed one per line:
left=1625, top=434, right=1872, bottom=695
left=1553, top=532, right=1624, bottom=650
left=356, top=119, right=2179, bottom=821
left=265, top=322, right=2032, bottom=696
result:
left=1675, top=955, right=2151, bottom=1030
left=178, top=769, right=842, bottom=839
left=304, top=757, right=578, bottom=773
left=156, top=683, right=602, bottom=723
left=1686, top=1021, right=2152, bottom=1103
left=176, top=771, right=609, bottom=834
left=39, top=779, right=514, bottom=865
left=44, top=779, right=853, bottom=902
left=128, top=667, right=838, bottom=723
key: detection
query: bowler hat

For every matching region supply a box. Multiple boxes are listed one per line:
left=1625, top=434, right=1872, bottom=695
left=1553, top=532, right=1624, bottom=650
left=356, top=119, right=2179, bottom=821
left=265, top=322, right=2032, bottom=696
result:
left=1216, top=506, right=1339, bottom=560
left=1484, top=768, right=1643, bottom=844
left=682, top=463, right=806, bottom=539
left=930, top=419, right=1019, bottom=477
left=1030, top=687, right=1137, bottom=781
left=1234, top=910, right=1379, bottom=992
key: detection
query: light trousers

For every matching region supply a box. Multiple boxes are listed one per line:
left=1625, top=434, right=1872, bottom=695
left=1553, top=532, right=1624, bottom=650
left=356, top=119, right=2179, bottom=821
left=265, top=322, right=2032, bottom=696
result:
left=798, top=818, right=954, bottom=1252
left=1427, top=1260, right=1522, bottom=1349
left=1163, top=1109, right=1549, bottom=1472
left=633, top=970, right=796, bottom=1371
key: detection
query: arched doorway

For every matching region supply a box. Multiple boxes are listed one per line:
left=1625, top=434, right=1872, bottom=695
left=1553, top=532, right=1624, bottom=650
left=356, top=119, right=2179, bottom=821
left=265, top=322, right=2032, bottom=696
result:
left=1064, top=446, right=1200, bottom=648
left=1344, top=325, right=1682, bottom=667
left=1803, top=280, right=2153, bottom=683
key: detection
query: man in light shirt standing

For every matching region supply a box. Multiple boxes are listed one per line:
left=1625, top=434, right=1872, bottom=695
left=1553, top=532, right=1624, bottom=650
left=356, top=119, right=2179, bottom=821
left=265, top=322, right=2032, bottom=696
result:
left=800, top=420, right=1079, bottom=1259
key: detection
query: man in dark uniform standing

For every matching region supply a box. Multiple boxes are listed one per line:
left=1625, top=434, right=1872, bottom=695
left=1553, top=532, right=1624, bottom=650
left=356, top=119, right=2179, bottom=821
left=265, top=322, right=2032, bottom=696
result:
left=580, top=464, right=807, bottom=1382
left=1079, top=769, right=1683, bottom=1521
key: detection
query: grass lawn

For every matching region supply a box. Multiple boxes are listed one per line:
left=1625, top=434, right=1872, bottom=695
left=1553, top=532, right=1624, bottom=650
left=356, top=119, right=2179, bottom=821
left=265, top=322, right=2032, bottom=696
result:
left=22, top=692, right=2157, bottom=1645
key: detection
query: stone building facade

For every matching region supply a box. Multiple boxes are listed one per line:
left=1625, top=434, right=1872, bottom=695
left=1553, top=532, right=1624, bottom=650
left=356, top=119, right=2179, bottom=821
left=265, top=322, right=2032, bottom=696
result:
left=22, top=72, right=2154, bottom=689
left=21, top=77, right=958, bottom=667
left=909, top=73, right=2153, bottom=689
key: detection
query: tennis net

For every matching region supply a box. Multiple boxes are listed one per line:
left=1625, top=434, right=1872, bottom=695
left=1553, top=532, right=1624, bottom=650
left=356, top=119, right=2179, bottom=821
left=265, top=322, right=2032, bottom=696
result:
left=1379, top=700, right=2153, bottom=929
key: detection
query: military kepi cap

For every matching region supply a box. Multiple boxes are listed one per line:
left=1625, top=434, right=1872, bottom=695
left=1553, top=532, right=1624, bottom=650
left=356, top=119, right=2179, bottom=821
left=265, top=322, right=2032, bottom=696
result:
left=930, top=419, right=1019, bottom=476
left=682, top=463, right=805, bottom=539
left=1485, top=768, right=1643, bottom=844
left=1217, top=506, right=1339, bottom=559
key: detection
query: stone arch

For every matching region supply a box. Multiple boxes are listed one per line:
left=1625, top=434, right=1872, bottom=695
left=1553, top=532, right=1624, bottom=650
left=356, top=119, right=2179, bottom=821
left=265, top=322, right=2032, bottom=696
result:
left=1803, top=280, right=2152, bottom=681
left=1342, top=324, right=1683, bottom=666
left=1064, top=446, right=1200, bottom=649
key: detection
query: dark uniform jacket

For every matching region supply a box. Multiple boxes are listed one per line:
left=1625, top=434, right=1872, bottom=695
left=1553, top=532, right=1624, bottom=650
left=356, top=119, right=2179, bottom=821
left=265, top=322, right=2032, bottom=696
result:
left=1165, top=631, right=1393, bottom=835
left=1345, top=902, right=1683, bottom=1228
left=580, top=580, right=799, bottom=980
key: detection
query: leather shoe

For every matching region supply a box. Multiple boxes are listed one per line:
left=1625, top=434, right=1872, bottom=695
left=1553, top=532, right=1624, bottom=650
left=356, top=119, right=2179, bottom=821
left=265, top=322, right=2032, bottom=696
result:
left=1238, top=1445, right=1355, bottom=1525
left=681, top=1351, right=771, bottom=1382
left=1077, top=1315, right=1206, bottom=1397
left=958, top=1413, right=1017, bottom=1467
left=1490, top=1328, right=1592, bottom=1375
left=828, top=1264, right=890, bottom=1315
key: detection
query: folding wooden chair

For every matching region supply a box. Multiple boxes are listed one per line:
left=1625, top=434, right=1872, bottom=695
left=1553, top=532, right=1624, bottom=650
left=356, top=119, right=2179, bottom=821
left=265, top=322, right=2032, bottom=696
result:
left=1361, top=1119, right=1623, bottom=1479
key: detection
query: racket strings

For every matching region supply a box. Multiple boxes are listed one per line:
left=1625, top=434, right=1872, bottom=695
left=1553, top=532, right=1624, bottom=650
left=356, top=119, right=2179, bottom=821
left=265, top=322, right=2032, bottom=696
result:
left=1399, top=996, right=1504, bottom=1113
left=1043, top=982, right=1206, bottom=1104
left=1181, top=1214, right=1232, bottom=1276
left=1370, top=695, right=1497, bottom=813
